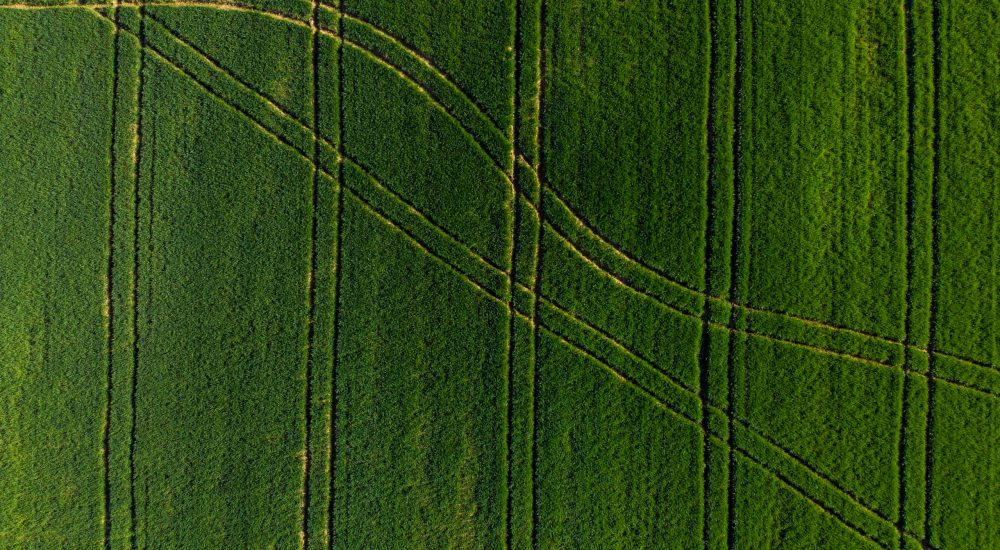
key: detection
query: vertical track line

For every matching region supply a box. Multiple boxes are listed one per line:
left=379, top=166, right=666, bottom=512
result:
left=129, top=3, right=147, bottom=549
left=529, top=1, right=546, bottom=548
left=103, top=3, right=122, bottom=548
left=725, top=0, right=745, bottom=547
left=328, top=0, right=345, bottom=546
left=302, top=0, right=320, bottom=546
left=896, top=0, right=916, bottom=545
left=923, top=0, right=942, bottom=543
left=699, top=0, right=718, bottom=547
left=504, top=190, right=518, bottom=550
left=504, top=0, right=521, bottom=547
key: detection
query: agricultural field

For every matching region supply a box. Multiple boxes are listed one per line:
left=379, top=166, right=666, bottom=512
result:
left=0, top=0, right=997, bottom=548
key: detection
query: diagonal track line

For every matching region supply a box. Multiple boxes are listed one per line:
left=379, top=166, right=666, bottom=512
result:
left=14, top=3, right=531, bottom=280
left=189, top=25, right=981, bottom=397
left=20, top=0, right=1000, bottom=381
left=94, top=9, right=511, bottom=304
left=342, top=168, right=507, bottom=308
left=735, top=449, right=888, bottom=549
left=543, top=222, right=693, bottom=317
left=520, top=157, right=1000, bottom=380
left=85, top=4, right=1000, bottom=459
left=90, top=12, right=506, bottom=544
left=92, top=9, right=311, bottom=157
left=322, top=3, right=507, bottom=135
left=143, top=7, right=514, bottom=275
left=540, top=324, right=698, bottom=426
left=105, top=17, right=514, bottom=319
left=81, top=18, right=518, bottom=542
left=327, top=4, right=508, bottom=146
left=539, top=324, right=894, bottom=550
left=550, top=215, right=933, bottom=389
left=341, top=154, right=508, bottom=291
left=536, top=289, right=696, bottom=394
left=543, top=188, right=1000, bottom=404
left=339, top=156, right=507, bottom=275
left=543, top=317, right=934, bottom=549
left=337, top=37, right=511, bottom=181
left=343, top=187, right=505, bottom=307
left=731, top=415, right=924, bottom=542
left=143, top=10, right=327, bottom=157
left=14, top=0, right=512, bottom=159
left=96, top=1, right=516, bottom=189
left=538, top=286, right=926, bottom=544
left=146, top=9, right=314, bottom=134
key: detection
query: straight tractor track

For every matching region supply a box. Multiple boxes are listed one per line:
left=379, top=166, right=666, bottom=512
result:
left=699, top=0, right=720, bottom=546
left=529, top=1, right=546, bottom=548
left=127, top=4, right=147, bottom=549
left=102, top=3, right=122, bottom=548
left=924, top=0, right=943, bottom=543
left=328, top=1, right=345, bottom=544
left=725, top=0, right=745, bottom=546
left=504, top=0, right=524, bottom=547
left=897, top=0, right=918, bottom=545
left=301, top=0, right=321, bottom=545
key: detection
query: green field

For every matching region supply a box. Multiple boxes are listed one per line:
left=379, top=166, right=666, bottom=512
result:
left=1, top=0, right=997, bottom=548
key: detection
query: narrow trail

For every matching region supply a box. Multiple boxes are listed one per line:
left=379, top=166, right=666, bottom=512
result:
left=923, top=0, right=944, bottom=544
left=127, top=6, right=147, bottom=549
left=102, top=3, right=123, bottom=548
left=725, top=0, right=746, bottom=545
left=328, top=1, right=346, bottom=544
left=700, top=1, right=720, bottom=544
left=504, top=0, right=523, bottom=547
left=529, top=2, right=546, bottom=547
left=300, top=0, right=321, bottom=545
left=896, top=0, right=918, bottom=543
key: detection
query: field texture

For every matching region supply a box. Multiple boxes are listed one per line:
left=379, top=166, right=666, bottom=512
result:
left=1, top=0, right=998, bottom=548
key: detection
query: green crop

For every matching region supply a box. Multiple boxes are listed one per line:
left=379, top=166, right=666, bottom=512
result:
left=0, top=0, right=997, bottom=548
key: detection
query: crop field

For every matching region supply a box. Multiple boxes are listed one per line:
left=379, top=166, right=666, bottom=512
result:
left=0, top=0, right=997, bottom=548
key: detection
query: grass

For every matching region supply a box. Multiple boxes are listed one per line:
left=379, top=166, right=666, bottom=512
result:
left=0, top=0, right=998, bottom=548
